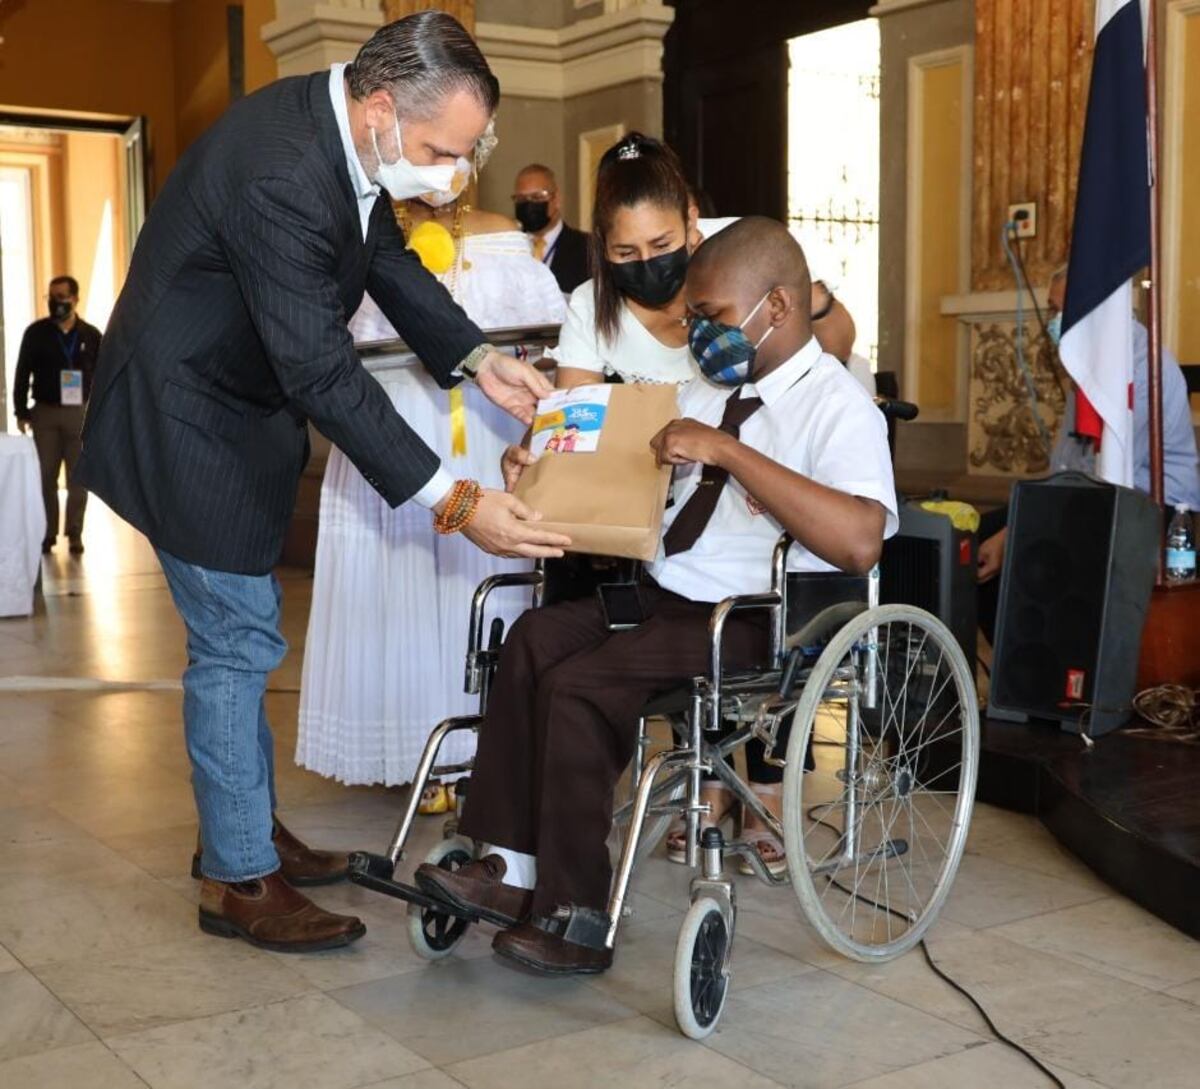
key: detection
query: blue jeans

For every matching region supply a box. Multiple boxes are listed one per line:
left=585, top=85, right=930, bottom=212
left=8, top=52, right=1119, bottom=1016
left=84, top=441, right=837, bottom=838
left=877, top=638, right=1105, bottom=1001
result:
left=157, top=548, right=285, bottom=882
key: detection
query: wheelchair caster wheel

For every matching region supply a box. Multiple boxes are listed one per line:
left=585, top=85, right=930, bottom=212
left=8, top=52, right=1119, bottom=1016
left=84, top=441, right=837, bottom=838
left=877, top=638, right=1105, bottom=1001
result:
left=407, top=836, right=474, bottom=960
left=673, top=897, right=731, bottom=1039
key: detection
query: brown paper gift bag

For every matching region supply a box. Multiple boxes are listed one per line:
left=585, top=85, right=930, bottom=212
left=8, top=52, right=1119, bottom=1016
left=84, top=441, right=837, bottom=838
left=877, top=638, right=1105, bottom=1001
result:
left=514, top=383, right=678, bottom=561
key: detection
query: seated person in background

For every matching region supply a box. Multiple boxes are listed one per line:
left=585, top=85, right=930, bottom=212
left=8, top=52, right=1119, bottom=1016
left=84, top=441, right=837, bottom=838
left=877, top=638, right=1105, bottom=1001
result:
left=417, top=217, right=898, bottom=977
left=811, top=278, right=876, bottom=396
left=977, top=266, right=1200, bottom=643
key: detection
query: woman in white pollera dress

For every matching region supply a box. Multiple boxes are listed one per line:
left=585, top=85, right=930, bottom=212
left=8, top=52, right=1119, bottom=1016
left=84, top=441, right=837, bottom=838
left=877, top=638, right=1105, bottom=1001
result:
left=295, top=196, right=566, bottom=795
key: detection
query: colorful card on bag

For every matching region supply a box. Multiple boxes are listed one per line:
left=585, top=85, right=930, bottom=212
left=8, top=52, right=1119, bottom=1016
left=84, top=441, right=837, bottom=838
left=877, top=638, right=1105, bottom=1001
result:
left=60, top=370, right=83, bottom=406
left=530, top=385, right=612, bottom=456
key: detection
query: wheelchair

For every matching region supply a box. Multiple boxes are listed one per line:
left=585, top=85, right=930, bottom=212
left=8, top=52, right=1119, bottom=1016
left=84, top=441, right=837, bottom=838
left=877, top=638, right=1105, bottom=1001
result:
left=349, top=529, right=980, bottom=1039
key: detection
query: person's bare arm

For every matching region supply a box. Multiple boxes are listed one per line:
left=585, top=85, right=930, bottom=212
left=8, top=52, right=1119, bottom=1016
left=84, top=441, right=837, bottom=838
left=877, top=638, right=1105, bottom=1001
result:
left=651, top=419, right=886, bottom=574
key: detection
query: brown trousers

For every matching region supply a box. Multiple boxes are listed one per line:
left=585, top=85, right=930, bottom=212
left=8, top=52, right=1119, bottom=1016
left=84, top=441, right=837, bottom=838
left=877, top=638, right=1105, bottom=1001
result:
left=31, top=403, right=88, bottom=543
left=459, top=584, right=767, bottom=916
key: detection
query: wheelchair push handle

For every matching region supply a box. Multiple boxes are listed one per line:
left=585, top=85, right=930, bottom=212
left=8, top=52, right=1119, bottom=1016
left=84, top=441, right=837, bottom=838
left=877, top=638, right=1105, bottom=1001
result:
left=874, top=396, right=919, bottom=422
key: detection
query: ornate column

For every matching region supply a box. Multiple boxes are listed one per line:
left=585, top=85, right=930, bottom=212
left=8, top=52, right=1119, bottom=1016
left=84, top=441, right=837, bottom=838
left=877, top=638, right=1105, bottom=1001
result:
left=382, top=1, right=475, bottom=32
left=262, top=0, right=383, bottom=77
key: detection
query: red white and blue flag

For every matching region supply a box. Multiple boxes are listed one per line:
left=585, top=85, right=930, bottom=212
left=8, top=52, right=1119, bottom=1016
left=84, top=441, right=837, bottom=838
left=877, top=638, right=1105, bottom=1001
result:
left=1059, top=0, right=1150, bottom=487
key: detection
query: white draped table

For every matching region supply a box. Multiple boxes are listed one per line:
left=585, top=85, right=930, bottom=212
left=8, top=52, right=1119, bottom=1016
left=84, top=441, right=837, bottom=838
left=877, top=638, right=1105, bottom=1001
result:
left=0, top=433, right=45, bottom=617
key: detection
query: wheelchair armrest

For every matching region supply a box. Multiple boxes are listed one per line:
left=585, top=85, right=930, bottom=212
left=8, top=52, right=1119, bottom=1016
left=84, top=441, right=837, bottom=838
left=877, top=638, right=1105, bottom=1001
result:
left=706, top=591, right=781, bottom=726
left=464, top=567, right=545, bottom=694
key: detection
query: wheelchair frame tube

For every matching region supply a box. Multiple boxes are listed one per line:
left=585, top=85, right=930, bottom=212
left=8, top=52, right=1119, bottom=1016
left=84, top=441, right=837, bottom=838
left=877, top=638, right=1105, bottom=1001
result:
left=605, top=746, right=698, bottom=948
left=384, top=715, right=480, bottom=866
left=464, top=569, right=544, bottom=696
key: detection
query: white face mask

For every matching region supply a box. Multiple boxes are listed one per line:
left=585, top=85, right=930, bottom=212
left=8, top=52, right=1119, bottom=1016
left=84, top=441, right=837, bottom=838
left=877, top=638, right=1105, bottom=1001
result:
left=371, top=115, right=471, bottom=205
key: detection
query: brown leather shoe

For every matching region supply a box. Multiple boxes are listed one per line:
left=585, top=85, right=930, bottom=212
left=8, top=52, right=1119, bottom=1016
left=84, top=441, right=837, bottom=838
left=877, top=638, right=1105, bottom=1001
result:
left=198, top=871, right=365, bottom=953
left=492, top=918, right=613, bottom=976
left=191, top=817, right=350, bottom=887
left=414, top=854, right=532, bottom=927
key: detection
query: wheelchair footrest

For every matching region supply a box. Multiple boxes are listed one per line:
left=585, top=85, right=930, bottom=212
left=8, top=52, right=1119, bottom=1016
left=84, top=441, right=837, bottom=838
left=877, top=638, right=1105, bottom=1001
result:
left=347, top=851, right=482, bottom=923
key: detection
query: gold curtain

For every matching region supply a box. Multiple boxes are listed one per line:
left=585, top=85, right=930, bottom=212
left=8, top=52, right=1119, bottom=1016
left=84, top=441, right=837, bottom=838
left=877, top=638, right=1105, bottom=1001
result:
left=972, top=0, right=1094, bottom=291
left=382, top=0, right=475, bottom=34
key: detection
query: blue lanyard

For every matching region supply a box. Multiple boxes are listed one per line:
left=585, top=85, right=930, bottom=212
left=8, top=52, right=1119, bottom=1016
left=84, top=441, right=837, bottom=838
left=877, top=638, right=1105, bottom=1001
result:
left=542, top=234, right=561, bottom=265
left=56, top=327, right=80, bottom=367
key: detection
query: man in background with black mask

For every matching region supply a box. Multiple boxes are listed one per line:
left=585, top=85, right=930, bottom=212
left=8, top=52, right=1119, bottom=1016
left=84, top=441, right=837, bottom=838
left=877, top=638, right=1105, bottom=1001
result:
left=512, top=163, right=589, bottom=294
left=12, top=275, right=102, bottom=555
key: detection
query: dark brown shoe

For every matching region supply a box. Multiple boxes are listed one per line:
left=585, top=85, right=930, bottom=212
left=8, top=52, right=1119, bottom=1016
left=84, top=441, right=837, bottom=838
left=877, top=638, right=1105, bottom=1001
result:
left=492, top=918, right=614, bottom=976
left=198, top=871, right=365, bottom=953
left=191, top=817, right=350, bottom=887
left=414, top=854, right=532, bottom=927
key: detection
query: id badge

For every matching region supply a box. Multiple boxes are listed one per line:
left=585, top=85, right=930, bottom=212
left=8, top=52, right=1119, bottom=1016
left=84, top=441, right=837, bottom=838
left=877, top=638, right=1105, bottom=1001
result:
left=60, top=370, right=83, bottom=406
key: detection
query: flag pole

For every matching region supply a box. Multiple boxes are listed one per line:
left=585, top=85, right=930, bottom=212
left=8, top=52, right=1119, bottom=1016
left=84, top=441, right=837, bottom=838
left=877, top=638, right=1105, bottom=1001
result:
left=1146, top=0, right=1165, bottom=522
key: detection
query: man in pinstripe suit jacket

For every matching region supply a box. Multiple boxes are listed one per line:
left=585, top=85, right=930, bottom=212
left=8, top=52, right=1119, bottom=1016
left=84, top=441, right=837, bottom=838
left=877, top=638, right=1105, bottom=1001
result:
left=76, top=13, right=570, bottom=953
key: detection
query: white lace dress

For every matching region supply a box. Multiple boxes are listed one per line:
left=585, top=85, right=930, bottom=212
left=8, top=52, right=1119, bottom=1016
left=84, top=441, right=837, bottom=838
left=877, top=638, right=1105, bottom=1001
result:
left=296, top=231, right=566, bottom=786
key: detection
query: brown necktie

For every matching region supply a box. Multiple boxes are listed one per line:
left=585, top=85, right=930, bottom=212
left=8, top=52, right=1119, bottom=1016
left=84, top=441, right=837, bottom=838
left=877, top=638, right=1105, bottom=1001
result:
left=532, top=236, right=547, bottom=261
left=662, top=390, right=764, bottom=556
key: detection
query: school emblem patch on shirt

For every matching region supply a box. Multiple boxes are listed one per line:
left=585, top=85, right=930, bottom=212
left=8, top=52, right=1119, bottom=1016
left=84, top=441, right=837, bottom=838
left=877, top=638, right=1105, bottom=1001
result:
left=746, top=495, right=767, bottom=516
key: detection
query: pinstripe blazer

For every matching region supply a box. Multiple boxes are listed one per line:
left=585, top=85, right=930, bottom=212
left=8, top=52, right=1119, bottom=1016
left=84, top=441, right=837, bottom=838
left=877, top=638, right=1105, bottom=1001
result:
left=76, top=72, right=484, bottom=575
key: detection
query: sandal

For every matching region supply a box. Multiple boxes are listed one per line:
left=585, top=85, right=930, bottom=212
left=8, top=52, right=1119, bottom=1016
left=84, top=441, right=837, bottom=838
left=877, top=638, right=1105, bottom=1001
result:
left=418, top=780, right=455, bottom=816
left=665, top=784, right=737, bottom=865
left=739, top=783, right=787, bottom=876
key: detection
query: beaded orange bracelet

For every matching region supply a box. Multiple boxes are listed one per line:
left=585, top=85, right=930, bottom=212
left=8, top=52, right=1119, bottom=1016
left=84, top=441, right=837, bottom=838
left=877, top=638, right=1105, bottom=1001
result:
left=434, top=479, right=483, bottom=535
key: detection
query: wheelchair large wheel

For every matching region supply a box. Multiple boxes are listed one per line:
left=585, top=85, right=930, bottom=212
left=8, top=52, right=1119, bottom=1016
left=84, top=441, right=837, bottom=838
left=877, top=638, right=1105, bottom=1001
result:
left=407, top=836, right=474, bottom=960
left=673, top=896, right=731, bottom=1040
left=783, top=604, right=978, bottom=962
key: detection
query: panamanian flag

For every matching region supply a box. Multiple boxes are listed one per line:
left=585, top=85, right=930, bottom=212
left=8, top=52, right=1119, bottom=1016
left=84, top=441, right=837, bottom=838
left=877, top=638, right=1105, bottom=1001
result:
left=1059, top=0, right=1151, bottom=488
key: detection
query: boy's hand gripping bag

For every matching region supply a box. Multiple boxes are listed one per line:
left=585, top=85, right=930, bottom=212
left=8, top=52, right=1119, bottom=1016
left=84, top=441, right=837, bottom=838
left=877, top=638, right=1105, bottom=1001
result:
left=514, top=383, right=678, bottom=561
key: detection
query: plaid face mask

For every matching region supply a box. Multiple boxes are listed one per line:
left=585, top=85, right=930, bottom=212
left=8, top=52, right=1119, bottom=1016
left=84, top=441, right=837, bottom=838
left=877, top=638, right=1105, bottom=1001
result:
left=688, top=291, right=774, bottom=386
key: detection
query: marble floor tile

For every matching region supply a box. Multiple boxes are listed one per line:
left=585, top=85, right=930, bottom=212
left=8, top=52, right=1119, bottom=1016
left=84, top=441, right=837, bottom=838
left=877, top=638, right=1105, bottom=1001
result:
left=447, top=1015, right=783, bottom=1089
left=0, top=944, right=19, bottom=973
left=331, top=954, right=636, bottom=1066
left=965, top=818, right=1114, bottom=894
left=109, top=992, right=429, bottom=1089
left=362, top=1072, right=469, bottom=1089
left=939, top=854, right=1109, bottom=929
left=841, top=1041, right=1109, bottom=1089
left=992, top=896, right=1200, bottom=991
left=0, top=967, right=94, bottom=1061
left=96, top=821, right=199, bottom=880
left=0, top=802, right=95, bottom=846
left=0, top=836, right=147, bottom=907
left=702, top=970, right=982, bottom=1089
left=1164, top=978, right=1200, bottom=1005
left=0, top=1041, right=146, bottom=1089
left=0, top=873, right=196, bottom=966
left=586, top=910, right=815, bottom=1025
left=1019, top=990, right=1200, bottom=1089
left=37, top=935, right=314, bottom=1037
left=823, top=928, right=1151, bottom=1039
left=50, top=778, right=199, bottom=838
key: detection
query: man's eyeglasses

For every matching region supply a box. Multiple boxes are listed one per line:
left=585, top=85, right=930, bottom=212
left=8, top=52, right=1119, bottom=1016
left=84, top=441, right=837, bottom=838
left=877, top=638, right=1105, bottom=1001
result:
left=511, top=189, right=553, bottom=203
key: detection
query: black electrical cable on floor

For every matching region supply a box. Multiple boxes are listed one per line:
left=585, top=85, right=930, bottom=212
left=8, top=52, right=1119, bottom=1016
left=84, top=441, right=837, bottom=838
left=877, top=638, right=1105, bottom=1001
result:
left=806, top=806, right=1065, bottom=1089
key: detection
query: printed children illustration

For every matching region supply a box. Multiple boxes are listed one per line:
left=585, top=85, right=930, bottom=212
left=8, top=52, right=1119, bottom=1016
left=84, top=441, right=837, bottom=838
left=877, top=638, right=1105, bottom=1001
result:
left=545, top=424, right=581, bottom=453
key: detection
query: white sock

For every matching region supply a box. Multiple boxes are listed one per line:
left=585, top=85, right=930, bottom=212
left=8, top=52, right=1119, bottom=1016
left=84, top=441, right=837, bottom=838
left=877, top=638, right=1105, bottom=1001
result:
left=482, top=844, right=537, bottom=890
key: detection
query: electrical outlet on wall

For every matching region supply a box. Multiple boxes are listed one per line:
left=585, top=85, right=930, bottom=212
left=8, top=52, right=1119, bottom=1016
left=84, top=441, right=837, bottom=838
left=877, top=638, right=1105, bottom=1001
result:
left=1008, top=202, right=1037, bottom=238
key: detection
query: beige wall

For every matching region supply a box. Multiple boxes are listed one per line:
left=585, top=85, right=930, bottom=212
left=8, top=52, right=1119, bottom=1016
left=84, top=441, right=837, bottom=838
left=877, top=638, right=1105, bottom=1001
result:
left=1166, top=2, right=1200, bottom=368
left=478, top=96, right=568, bottom=215
left=878, top=0, right=974, bottom=385
left=173, top=0, right=233, bottom=152
left=63, top=133, right=127, bottom=329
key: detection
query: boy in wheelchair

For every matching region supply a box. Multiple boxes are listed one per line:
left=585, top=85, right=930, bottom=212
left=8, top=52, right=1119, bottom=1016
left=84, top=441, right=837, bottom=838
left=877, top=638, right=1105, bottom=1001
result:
left=416, top=216, right=898, bottom=976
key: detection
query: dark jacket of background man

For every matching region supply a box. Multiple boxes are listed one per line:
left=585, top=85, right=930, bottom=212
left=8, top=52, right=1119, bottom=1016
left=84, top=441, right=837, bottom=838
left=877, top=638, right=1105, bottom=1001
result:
left=547, top=224, right=589, bottom=294
left=76, top=71, right=484, bottom=576
left=13, top=313, right=102, bottom=421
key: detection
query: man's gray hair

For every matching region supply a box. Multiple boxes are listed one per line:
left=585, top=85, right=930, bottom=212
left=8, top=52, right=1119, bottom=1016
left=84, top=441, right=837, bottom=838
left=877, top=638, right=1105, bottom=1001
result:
left=347, top=11, right=499, bottom=120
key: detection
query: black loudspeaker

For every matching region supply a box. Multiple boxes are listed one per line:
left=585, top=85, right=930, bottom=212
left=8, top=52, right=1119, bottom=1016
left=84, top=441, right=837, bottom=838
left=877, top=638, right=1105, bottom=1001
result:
left=988, top=472, right=1159, bottom=736
left=880, top=500, right=978, bottom=672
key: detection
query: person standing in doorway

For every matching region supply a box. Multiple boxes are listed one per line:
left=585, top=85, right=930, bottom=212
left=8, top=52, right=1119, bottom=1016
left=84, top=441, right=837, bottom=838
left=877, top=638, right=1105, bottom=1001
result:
left=13, top=276, right=102, bottom=555
left=512, top=163, right=589, bottom=294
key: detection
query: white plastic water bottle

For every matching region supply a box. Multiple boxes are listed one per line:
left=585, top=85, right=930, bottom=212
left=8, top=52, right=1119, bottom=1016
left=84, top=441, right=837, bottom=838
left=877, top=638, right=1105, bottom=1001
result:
left=1165, top=505, right=1196, bottom=584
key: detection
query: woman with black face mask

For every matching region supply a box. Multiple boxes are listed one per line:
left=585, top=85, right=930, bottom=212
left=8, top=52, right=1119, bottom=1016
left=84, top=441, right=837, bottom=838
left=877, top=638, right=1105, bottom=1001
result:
left=539, top=133, right=734, bottom=389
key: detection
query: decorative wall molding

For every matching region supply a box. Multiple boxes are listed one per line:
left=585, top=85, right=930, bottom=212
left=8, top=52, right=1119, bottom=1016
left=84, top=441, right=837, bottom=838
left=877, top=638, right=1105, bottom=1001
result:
left=476, top=3, right=673, bottom=100
left=904, top=46, right=973, bottom=422
left=941, top=288, right=1051, bottom=320
left=1161, top=0, right=1200, bottom=357
left=262, top=2, right=382, bottom=77
left=869, top=0, right=949, bottom=14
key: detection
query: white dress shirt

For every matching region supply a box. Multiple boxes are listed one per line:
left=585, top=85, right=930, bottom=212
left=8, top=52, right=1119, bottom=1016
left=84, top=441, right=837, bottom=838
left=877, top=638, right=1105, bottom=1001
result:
left=328, top=63, right=454, bottom=508
left=646, top=338, right=899, bottom=603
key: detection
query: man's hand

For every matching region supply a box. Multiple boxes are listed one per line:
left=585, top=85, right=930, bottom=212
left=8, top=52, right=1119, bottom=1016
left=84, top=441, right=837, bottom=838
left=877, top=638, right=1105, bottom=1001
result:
left=16, top=418, right=30, bottom=435
left=501, top=444, right=537, bottom=492
left=977, top=527, right=1007, bottom=583
left=650, top=418, right=733, bottom=468
left=475, top=350, right=553, bottom=425
left=454, top=488, right=570, bottom=558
